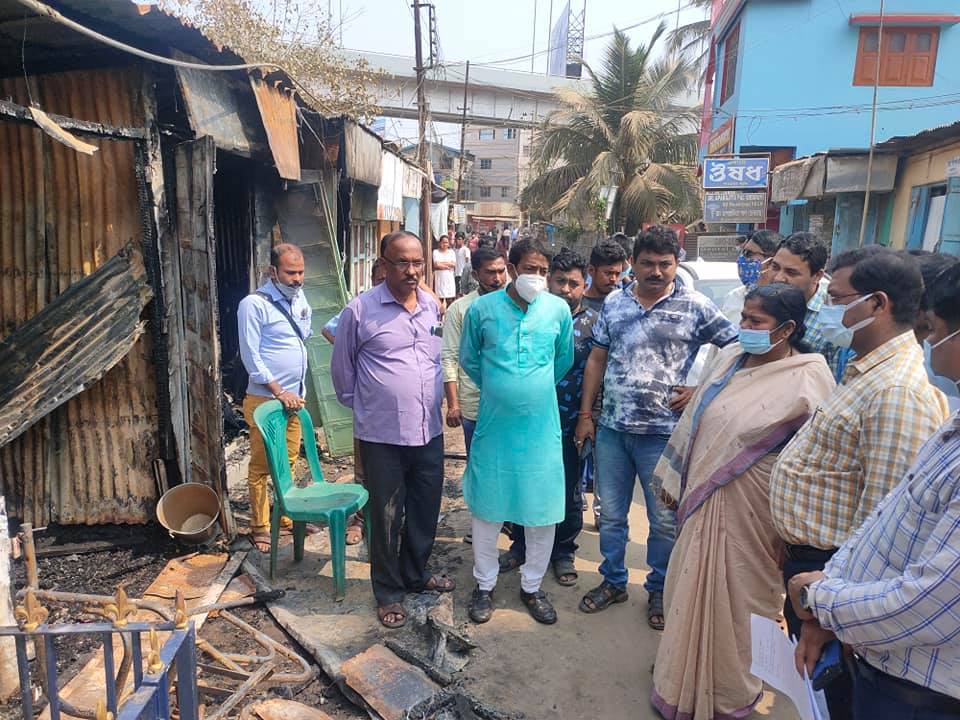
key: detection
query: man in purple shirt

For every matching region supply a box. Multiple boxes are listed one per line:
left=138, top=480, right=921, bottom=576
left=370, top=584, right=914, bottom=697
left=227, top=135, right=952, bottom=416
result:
left=331, top=231, right=454, bottom=629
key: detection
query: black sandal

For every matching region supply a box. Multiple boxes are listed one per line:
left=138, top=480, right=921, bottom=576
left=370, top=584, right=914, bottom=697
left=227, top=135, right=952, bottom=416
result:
left=552, top=559, right=578, bottom=586
left=647, top=590, right=665, bottom=630
left=579, top=581, right=628, bottom=614
left=520, top=590, right=557, bottom=625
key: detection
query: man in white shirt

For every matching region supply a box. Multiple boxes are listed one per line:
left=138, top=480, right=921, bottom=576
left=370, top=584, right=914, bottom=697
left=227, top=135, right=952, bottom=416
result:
left=454, top=231, right=471, bottom=297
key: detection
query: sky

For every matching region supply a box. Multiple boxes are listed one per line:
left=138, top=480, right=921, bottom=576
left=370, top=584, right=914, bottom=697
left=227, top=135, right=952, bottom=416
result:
left=332, top=0, right=709, bottom=142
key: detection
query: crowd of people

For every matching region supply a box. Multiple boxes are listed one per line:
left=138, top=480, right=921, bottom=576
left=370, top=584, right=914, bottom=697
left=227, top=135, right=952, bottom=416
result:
left=238, top=225, right=960, bottom=720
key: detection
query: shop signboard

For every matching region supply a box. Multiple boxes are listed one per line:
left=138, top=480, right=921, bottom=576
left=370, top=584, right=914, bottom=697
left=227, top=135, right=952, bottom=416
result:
left=703, top=190, right=768, bottom=224
left=703, top=156, right=770, bottom=189
left=694, top=234, right=744, bottom=261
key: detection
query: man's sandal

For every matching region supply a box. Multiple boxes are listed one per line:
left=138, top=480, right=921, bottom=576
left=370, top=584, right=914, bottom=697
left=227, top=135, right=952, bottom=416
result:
left=552, top=559, right=578, bottom=586
left=377, top=603, right=407, bottom=629
left=345, top=516, right=364, bottom=545
left=423, top=575, right=456, bottom=593
left=498, top=551, right=523, bottom=574
left=521, top=590, right=557, bottom=624
left=250, top=532, right=272, bottom=553
left=579, top=581, right=628, bottom=614
left=647, top=590, right=665, bottom=630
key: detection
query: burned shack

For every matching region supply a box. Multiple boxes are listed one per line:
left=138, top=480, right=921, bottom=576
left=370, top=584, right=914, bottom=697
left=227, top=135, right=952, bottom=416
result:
left=0, top=0, right=356, bottom=528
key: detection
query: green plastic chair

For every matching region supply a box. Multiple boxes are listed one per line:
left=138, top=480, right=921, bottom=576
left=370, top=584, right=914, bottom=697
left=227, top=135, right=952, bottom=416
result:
left=252, top=400, right=369, bottom=599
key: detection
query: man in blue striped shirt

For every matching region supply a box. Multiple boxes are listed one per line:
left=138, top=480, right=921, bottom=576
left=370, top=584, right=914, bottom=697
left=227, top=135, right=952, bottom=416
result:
left=788, top=261, right=960, bottom=719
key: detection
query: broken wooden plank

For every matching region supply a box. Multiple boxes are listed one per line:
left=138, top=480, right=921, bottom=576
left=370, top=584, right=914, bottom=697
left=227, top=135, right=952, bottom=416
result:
left=0, top=244, right=152, bottom=448
left=340, top=644, right=441, bottom=720
left=34, top=538, right=145, bottom=559
left=246, top=698, right=335, bottom=720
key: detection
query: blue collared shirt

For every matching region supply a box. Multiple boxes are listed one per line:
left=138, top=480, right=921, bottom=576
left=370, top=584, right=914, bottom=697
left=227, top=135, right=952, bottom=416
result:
left=593, top=280, right=737, bottom=435
left=237, top=282, right=312, bottom=397
left=810, top=412, right=960, bottom=699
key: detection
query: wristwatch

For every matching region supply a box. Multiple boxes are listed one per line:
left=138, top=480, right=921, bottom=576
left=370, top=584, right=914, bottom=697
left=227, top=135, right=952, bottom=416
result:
left=799, top=584, right=812, bottom=612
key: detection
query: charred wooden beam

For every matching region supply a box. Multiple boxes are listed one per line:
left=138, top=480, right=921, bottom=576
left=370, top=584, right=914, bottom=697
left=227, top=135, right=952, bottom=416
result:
left=0, top=244, right=152, bottom=448
left=0, top=98, right=147, bottom=140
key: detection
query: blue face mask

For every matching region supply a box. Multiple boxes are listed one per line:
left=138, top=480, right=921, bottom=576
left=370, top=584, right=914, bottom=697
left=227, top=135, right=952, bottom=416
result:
left=819, top=293, right=875, bottom=349
left=737, top=254, right=762, bottom=286
left=739, top=323, right=786, bottom=355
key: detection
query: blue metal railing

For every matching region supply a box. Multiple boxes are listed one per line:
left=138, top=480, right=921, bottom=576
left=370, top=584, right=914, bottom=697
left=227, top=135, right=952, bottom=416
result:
left=0, top=620, right=198, bottom=720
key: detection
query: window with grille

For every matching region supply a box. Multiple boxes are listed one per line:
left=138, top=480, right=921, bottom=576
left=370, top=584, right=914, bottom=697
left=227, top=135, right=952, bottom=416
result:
left=480, top=186, right=491, bottom=198
left=854, top=27, right=939, bottom=86
left=501, top=187, right=511, bottom=199
left=480, top=158, right=492, bottom=169
left=504, top=128, right=517, bottom=139
left=479, top=129, right=495, bottom=140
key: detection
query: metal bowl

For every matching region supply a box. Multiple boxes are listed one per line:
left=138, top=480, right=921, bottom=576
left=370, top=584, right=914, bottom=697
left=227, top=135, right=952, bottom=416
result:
left=156, top=483, right=222, bottom=545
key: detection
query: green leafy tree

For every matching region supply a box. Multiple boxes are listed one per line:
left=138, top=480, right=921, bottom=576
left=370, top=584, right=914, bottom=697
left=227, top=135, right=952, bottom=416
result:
left=521, top=24, right=702, bottom=234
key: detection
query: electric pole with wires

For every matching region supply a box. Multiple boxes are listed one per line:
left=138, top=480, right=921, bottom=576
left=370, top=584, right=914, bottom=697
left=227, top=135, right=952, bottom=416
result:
left=413, top=0, right=437, bottom=285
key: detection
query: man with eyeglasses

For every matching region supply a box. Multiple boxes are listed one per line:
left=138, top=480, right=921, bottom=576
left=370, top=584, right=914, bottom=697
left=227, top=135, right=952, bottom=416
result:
left=332, top=230, right=453, bottom=630
left=720, top=230, right=780, bottom=323
left=769, top=246, right=949, bottom=719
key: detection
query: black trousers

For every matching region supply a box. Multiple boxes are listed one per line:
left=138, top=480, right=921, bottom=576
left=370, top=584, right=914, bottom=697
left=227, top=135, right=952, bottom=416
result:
left=359, top=434, right=444, bottom=605
left=782, top=544, right=853, bottom=720
left=509, top=432, right=583, bottom=562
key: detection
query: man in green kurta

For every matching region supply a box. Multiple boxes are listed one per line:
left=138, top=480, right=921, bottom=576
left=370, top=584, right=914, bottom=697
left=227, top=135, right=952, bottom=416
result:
left=460, top=239, right=574, bottom=625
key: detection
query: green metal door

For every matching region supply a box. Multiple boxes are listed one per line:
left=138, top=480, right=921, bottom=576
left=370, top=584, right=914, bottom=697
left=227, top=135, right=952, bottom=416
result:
left=274, top=175, right=355, bottom=456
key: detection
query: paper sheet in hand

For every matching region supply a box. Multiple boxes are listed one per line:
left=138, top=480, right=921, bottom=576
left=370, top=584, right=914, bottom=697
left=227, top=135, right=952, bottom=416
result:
left=750, top=614, right=827, bottom=720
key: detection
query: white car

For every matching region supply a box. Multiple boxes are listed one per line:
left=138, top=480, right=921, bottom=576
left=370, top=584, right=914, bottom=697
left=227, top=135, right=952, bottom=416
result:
left=676, top=259, right=742, bottom=386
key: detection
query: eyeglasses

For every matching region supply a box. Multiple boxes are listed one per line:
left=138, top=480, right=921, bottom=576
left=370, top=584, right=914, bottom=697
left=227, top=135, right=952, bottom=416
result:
left=738, top=249, right=772, bottom=263
left=382, top=259, right=425, bottom=271
left=825, top=291, right=862, bottom=306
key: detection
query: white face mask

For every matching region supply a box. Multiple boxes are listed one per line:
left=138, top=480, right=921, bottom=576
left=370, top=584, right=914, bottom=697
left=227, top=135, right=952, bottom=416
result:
left=272, top=278, right=301, bottom=301
left=514, top=273, right=547, bottom=303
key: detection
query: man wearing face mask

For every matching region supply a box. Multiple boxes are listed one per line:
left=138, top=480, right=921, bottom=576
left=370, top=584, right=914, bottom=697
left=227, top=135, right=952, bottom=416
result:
left=721, top=229, right=779, bottom=324
left=459, top=239, right=574, bottom=626
left=442, top=247, right=508, bottom=455
left=238, top=243, right=312, bottom=552
left=787, top=262, right=960, bottom=720
left=769, top=246, right=949, bottom=719
left=909, top=250, right=960, bottom=413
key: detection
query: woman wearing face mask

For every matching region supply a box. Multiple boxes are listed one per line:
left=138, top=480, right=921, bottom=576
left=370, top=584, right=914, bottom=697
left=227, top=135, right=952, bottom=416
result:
left=651, top=283, right=836, bottom=720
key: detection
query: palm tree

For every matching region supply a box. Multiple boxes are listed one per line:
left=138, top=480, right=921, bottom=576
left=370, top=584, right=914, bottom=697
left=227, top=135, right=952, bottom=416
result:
left=668, top=0, right=713, bottom=81
left=521, top=24, right=702, bottom=234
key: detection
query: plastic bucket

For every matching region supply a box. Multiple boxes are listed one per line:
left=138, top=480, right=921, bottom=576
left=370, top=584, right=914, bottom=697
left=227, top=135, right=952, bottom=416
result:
left=156, top=483, right=221, bottom=545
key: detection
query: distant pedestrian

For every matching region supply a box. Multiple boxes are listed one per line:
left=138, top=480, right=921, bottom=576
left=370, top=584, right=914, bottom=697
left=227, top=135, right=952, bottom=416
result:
left=332, top=231, right=454, bottom=629
left=432, top=234, right=457, bottom=309
left=575, top=225, right=737, bottom=630
left=453, top=231, right=471, bottom=297
left=461, top=239, right=574, bottom=625
left=237, top=243, right=312, bottom=553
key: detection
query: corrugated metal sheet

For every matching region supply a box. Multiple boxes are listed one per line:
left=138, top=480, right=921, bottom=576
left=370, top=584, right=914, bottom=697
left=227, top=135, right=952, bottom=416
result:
left=250, top=76, right=301, bottom=181
left=175, top=53, right=267, bottom=158
left=343, top=120, right=383, bottom=187
left=0, top=245, right=152, bottom=448
left=0, top=67, right=159, bottom=525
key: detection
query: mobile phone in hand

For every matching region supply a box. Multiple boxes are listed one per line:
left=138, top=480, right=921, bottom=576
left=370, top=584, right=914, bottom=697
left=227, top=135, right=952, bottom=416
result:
left=812, top=639, right=844, bottom=691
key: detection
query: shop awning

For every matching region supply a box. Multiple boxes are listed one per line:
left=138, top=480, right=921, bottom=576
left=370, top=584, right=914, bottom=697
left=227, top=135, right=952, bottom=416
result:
left=770, top=153, right=897, bottom=202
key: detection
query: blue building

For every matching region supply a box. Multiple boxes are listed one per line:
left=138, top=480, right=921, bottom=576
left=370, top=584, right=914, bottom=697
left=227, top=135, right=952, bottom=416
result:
left=701, top=0, right=960, bottom=248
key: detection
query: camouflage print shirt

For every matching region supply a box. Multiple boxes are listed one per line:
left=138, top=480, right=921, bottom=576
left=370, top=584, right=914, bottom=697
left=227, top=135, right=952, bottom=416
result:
left=593, top=281, right=738, bottom=435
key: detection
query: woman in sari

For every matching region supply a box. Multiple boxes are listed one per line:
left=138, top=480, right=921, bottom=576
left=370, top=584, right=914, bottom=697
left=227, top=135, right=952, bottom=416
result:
left=651, top=283, right=836, bottom=720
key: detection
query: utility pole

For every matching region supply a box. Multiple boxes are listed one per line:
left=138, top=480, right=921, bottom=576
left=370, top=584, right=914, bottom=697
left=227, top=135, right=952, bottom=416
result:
left=858, top=0, right=885, bottom=247
left=413, top=0, right=433, bottom=286
left=457, top=60, right=470, bottom=203
left=530, top=0, right=538, bottom=72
